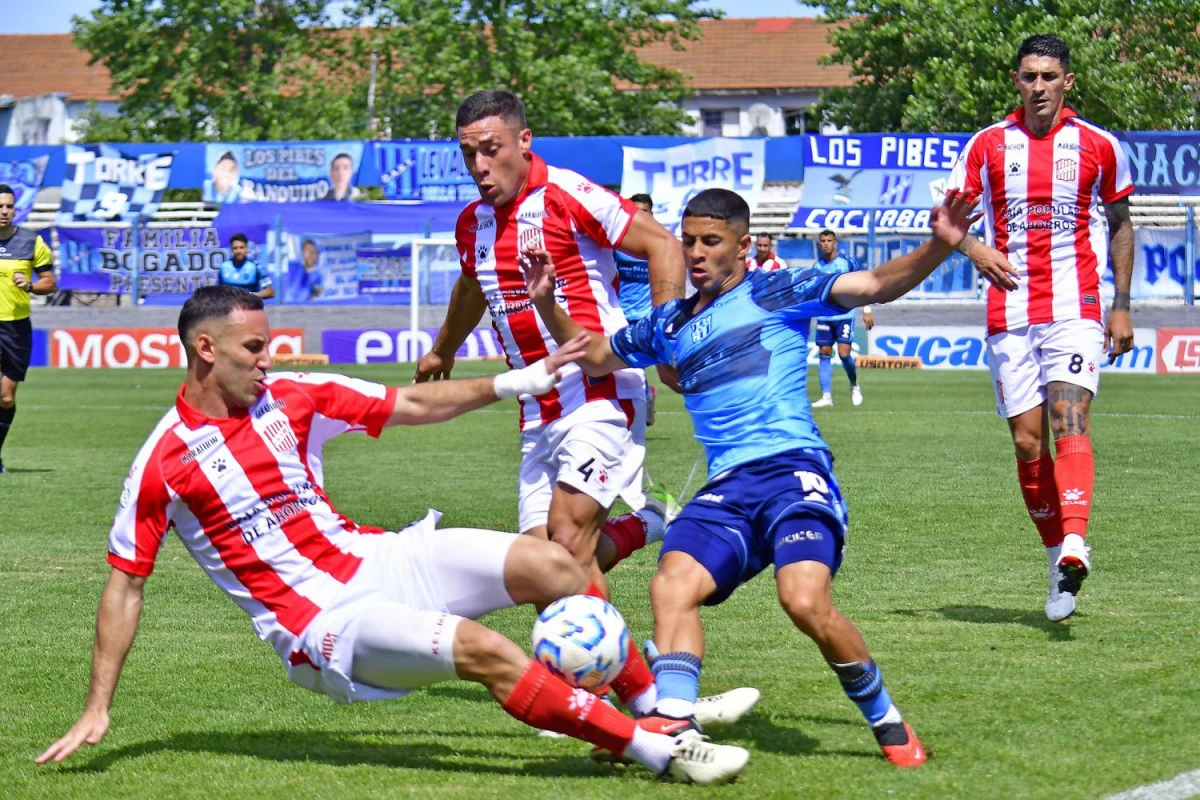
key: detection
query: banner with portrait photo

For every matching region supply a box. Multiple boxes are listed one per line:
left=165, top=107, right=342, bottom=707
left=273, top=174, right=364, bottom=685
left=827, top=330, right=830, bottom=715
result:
left=620, top=137, right=766, bottom=234
left=356, top=244, right=412, bottom=296
left=0, top=156, right=49, bottom=225
left=280, top=231, right=371, bottom=303
left=56, top=224, right=268, bottom=296
left=57, top=145, right=175, bottom=224
left=375, top=141, right=477, bottom=202
left=203, top=142, right=364, bottom=204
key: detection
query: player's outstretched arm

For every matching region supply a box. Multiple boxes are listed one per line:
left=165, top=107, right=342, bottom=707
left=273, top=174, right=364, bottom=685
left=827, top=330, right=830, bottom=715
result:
left=617, top=209, right=686, bottom=306
left=520, top=246, right=632, bottom=377
left=829, top=189, right=981, bottom=308
left=387, top=333, right=589, bottom=426
left=1104, top=197, right=1135, bottom=362
left=413, top=274, right=488, bottom=383
left=36, top=569, right=146, bottom=765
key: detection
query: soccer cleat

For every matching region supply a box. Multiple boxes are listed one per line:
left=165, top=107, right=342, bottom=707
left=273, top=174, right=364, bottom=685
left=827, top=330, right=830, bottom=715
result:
left=1045, top=544, right=1075, bottom=622
left=693, top=687, right=761, bottom=728
left=592, top=714, right=701, bottom=765
left=812, top=394, right=834, bottom=408
left=0, top=458, right=6, bottom=474
left=851, top=385, right=863, bottom=406
left=872, top=721, right=926, bottom=768
left=643, top=485, right=680, bottom=539
left=1055, top=533, right=1091, bottom=597
left=663, top=733, right=750, bottom=785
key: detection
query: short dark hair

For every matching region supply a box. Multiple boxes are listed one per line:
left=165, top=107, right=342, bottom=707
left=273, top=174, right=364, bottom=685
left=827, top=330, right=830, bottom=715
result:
left=456, top=89, right=527, bottom=130
left=630, top=193, right=653, bottom=206
left=179, top=285, right=264, bottom=345
left=230, top=232, right=248, bottom=245
left=1015, top=34, right=1070, bottom=73
left=331, top=152, right=354, bottom=166
left=819, top=229, right=837, bottom=239
left=216, top=151, right=237, bottom=165
left=0, top=183, right=14, bottom=198
left=756, top=232, right=773, bottom=241
left=681, top=189, right=750, bottom=232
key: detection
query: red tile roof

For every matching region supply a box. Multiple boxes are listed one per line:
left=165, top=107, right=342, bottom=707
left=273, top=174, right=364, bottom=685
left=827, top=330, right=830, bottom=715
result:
left=1, top=18, right=852, bottom=103
left=4, top=34, right=120, bottom=102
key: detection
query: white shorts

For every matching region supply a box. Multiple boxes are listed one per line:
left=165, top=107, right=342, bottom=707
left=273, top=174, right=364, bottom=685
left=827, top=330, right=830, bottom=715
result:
left=987, top=319, right=1104, bottom=419
left=286, top=511, right=519, bottom=704
left=518, top=400, right=646, bottom=533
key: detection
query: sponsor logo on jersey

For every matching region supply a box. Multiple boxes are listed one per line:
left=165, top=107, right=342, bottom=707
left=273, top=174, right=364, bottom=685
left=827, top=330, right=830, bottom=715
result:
left=1056, top=142, right=1086, bottom=152
left=181, top=434, right=221, bottom=465
left=997, top=143, right=1026, bottom=151
left=776, top=529, right=825, bottom=548
left=698, top=493, right=724, bottom=503
left=253, top=397, right=287, bottom=419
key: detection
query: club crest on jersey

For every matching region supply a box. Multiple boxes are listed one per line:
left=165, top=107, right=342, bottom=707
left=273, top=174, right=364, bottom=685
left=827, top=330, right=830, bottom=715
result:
left=518, top=226, right=544, bottom=253
left=263, top=419, right=298, bottom=454
left=1055, top=158, right=1077, bottom=182
left=691, top=316, right=712, bottom=343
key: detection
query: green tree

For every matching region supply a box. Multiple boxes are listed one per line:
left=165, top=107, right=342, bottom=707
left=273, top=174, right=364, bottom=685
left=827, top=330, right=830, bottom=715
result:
left=819, top=0, right=1200, bottom=132
left=72, top=0, right=369, bottom=142
left=349, top=0, right=713, bottom=138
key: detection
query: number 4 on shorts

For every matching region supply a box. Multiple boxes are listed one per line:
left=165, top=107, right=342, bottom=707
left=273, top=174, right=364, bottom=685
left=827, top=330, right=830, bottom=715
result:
left=577, top=457, right=595, bottom=482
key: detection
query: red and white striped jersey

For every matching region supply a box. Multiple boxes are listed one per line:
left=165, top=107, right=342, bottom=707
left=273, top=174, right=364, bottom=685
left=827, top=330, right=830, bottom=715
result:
left=456, top=153, right=645, bottom=431
left=947, top=106, right=1134, bottom=335
left=107, top=373, right=397, bottom=661
left=747, top=254, right=788, bottom=272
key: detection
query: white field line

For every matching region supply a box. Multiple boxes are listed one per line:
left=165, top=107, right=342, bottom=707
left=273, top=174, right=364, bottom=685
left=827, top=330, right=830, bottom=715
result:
left=1104, top=768, right=1200, bottom=800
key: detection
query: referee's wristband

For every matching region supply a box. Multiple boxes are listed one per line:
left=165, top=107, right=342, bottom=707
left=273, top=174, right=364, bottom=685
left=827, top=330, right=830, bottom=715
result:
left=22, top=281, right=33, bottom=293
left=862, top=305, right=873, bottom=314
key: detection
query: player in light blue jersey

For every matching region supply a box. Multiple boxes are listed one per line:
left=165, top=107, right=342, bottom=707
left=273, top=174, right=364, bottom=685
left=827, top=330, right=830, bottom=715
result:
left=613, top=193, right=659, bottom=425
left=216, top=232, right=274, bottom=300
left=522, top=187, right=980, bottom=768
left=811, top=230, right=874, bottom=407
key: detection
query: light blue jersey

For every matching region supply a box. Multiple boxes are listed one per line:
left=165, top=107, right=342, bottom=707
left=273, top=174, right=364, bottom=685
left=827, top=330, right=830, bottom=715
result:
left=611, top=269, right=848, bottom=479
left=614, top=250, right=653, bottom=322
left=218, top=258, right=271, bottom=293
left=812, top=253, right=864, bottom=323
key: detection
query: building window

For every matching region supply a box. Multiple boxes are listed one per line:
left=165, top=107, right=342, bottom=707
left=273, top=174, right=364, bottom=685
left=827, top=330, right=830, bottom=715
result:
left=784, top=108, right=823, bottom=136
left=701, top=109, right=724, bottom=137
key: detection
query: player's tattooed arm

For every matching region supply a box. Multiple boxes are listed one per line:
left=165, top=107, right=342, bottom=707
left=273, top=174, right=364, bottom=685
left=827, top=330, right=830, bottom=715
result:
left=1047, top=382, right=1092, bottom=439
left=1103, top=197, right=1135, bottom=361
left=957, top=234, right=1019, bottom=292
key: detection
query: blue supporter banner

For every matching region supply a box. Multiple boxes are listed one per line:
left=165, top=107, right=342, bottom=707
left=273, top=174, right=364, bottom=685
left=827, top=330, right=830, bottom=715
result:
left=279, top=231, right=371, bottom=303
left=375, top=142, right=478, bottom=202
left=792, top=134, right=969, bottom=230
left=1118, top=133, right=1200, bottom=196
left=57, top=145, right=175, bottom=223
left=0, top=156, right=48, bottom=225
left=203, top=142, right=365, bottom=203
left=356, top=245, right=412, bottom=297
left=56, top=224, right=268, bottom=296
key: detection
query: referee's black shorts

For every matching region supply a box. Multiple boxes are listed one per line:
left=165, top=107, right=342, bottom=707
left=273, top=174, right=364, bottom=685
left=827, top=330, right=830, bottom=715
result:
left=0, top=318, right=33, bottom=382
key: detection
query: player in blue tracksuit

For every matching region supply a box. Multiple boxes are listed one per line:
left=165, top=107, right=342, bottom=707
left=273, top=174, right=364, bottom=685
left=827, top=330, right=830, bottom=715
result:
left=216, top=233, right=274, bottom=299
left=523, top=187, right=979, bottom=768
left=811, top=230, right=874, bottom=407
left=613, top=193, right=658, bottom=424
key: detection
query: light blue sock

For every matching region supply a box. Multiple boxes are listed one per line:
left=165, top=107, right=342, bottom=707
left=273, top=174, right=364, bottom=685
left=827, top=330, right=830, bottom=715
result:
left=818, top=355, right=833, bottom=395
left=652, top=651, right=702, bottom=719
left=831, top=660, right=895, bottom=725
left=843, top=353, right=858, bottom=388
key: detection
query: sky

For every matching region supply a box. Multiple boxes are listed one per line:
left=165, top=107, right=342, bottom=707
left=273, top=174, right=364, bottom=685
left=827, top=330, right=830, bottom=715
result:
left=8, top=0, right=820, bottom=34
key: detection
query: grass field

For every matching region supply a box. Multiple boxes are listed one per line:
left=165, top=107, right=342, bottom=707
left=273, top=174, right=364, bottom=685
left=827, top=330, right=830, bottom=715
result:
left=2, top=364, right=1198, bottom=798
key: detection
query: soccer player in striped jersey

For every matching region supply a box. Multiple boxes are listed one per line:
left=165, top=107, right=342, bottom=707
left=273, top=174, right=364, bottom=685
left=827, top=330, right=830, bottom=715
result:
left=35, top=286, right=749, bottom=784
left=946, top=34, right=1135, bottom=622
left=746, top=233, right=787, bottom=271
left=522, top=187, right=982, bottom=768
left=810, top=230, right=873, bottom=408
left=416, top=89, right=754, bottom=729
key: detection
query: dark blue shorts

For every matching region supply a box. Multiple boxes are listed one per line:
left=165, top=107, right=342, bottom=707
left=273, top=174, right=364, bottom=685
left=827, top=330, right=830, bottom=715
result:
left=661, top=448, right=848, bottom=606
left=815, top=318, right=855, bottom=347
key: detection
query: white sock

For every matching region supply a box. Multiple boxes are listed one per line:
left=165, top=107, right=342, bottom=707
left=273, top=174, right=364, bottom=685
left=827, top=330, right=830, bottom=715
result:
left=625, top=684, right=657, bottom=717
left=623, top=727, right=674, bottom=774
left=655, top=697, right=696, bottom=719
left=871, top=703, right=903, bottom=727
left=637, top=506, right=665, bottom=541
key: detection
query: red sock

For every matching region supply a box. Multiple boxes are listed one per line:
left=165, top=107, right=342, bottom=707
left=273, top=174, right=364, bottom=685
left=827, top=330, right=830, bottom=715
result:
left=1016, top=454, right=1064, bottom=547
left=1054, top=435, right=1094, bottom=538
left=501, top=660, right=635, bottom=754
left=585, top=582, right=655, bottom=703
left=602, top=514, right=648, bottom=571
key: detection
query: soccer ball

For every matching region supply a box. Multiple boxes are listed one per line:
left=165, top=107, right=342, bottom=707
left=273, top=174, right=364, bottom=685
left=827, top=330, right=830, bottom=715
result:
left=532, top=595, right=630, bottom=690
